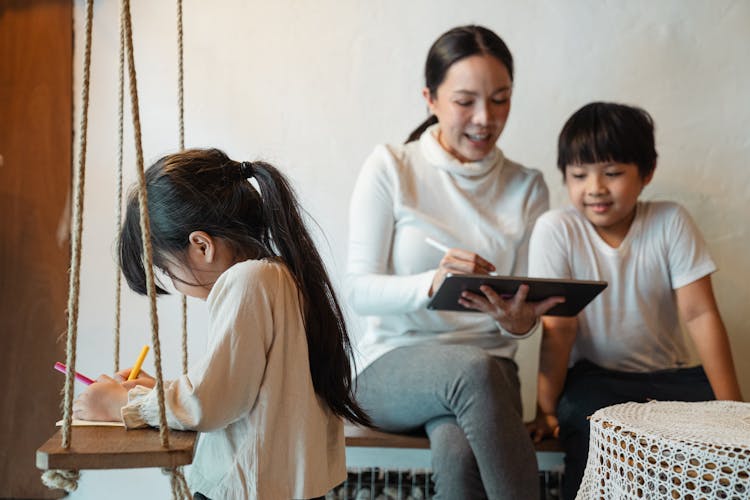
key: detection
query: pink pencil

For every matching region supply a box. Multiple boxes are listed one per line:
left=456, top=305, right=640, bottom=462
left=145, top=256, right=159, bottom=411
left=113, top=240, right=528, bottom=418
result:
left=54, top=361, right=95, bottom=386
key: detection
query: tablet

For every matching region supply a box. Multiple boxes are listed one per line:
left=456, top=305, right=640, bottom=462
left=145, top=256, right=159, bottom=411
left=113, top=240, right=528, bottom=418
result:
left=427, top=274, right=607, bottom=316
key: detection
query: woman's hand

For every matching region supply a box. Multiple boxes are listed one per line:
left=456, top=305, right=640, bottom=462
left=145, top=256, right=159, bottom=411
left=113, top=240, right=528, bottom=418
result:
left=459, top=284, right=564, bottom=334
left=526, top=412, right=560, bottom=443
left=115, top=368, right=156, bottom=390
left=73, top=375, right=129, bottom=422
left=430, top=248, right=496, bottom=296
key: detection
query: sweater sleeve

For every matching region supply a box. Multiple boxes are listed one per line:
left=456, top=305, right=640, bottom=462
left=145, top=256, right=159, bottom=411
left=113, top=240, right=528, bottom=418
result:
left=121, top=263, right=274, bottom=432
left=345, top=145, right=435, bottom=315
left=512, top=172, right=550, bottom=276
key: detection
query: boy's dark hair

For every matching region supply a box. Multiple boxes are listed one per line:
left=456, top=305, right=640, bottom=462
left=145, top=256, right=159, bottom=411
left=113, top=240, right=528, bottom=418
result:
left=406, top=25, right=514, bottom=143
left=119, top=148, right=370, bottom=427
left=557, top=102, right=658, bottom=179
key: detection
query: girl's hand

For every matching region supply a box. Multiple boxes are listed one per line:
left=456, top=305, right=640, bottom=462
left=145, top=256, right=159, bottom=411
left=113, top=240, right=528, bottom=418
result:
left=526, top=412, right=560, bottom=443
left=73, top=375, right=128, bottom=422
left=430, top=248, right=496, bottom=296
left=115, top=368, right=156, bottom=390
left=458, top=284, right=564, bottom=334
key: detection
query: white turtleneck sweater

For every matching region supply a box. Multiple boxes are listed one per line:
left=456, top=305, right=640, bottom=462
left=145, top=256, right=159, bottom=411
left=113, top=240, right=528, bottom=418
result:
left=346, top=124, right=549, bottom=373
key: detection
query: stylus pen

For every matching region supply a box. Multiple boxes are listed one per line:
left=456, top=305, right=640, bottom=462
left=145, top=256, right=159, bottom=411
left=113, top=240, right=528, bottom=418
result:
left=424, top=237, right=499, bottom=276
left=425, top=237, right=450, bottom=254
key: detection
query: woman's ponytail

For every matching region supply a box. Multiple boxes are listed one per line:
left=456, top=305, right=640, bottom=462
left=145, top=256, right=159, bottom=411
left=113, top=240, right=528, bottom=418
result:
left=405, top=26, right=514, bottom=145
left=405, top=115, right=438, bottom=144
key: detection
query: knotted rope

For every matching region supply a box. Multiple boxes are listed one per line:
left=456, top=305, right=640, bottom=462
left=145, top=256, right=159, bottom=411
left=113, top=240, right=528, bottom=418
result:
left=113, top=0, right=125, bottom=374
left=43, top=1, right=190, bottom=496
left=121, top=0, right=189, bottom=495
left=177, top=0, right=189, bottom=377
left=41, top=0, right=94, bottom=489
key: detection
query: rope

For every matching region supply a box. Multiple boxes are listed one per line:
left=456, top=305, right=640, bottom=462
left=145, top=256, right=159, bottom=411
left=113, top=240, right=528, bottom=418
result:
left=113, top=0, right=126, bottom=374
left=177, top=0, right=185, bottom=151
left=122, top=1, right=189, bottom=496
left=62, top=0, right=94, bottom=450
left=177, top=0, right=189, bottom=376
left=164, top=466, right=191, bottom=499
left=44, top=0, right=94, bottom=491
left=181, top=297, right=188, bottom=375
left=46, top=2, right=190, bottom=496
left=120, top=0, right=170, bottom=448
left=41, top=469, right=80, bottom=493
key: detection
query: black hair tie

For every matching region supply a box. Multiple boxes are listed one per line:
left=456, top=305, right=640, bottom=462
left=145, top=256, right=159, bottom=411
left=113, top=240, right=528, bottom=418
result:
left=239, top=161, right=255, bottom=179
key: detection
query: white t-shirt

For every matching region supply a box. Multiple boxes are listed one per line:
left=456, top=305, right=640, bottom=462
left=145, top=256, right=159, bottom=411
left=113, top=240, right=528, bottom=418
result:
left=121, top=259, right=345, bottom=500
left=528, top=201, right=716, bottom=372
left=346, top=124, right=549, bottom=373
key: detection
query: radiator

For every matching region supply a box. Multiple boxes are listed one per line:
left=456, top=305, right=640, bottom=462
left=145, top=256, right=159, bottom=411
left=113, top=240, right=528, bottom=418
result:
left=327, top=468, right=565, bottom=499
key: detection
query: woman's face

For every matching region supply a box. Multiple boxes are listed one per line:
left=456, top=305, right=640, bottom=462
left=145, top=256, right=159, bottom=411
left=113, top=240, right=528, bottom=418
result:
left=424, top=54, right=512, bottom=163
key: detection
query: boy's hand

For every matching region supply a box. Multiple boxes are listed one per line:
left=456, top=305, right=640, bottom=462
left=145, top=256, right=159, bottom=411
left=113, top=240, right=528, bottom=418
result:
left=429, top=247, right=496, bottom=296
left=526, top=413, right=560, bottom=443
left=73, top=375, right=128, bottom=422
left=115, top=368, right=156, bottom=390
left=459, top=284, right=564, bottom=334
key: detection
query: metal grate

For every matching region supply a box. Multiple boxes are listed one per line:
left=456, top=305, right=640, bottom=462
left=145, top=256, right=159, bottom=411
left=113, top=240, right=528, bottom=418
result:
left=327, top=468, right=565, bottom=499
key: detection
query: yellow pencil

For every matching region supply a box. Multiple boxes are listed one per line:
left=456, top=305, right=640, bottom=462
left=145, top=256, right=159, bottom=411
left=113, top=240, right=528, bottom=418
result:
left=127, top=345, right=150, bottom=381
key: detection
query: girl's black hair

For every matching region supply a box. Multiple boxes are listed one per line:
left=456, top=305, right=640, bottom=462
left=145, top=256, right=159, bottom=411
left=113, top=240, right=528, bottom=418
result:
left=119, top=148, right=370, bottom=426
left=406, top=25, right=514, bottom=143
left=557, top=101, right=658, bottom=179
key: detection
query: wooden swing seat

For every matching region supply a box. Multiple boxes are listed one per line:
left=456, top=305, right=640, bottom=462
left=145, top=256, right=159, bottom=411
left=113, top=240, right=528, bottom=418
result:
left=36, top=426, right=197, bottom=470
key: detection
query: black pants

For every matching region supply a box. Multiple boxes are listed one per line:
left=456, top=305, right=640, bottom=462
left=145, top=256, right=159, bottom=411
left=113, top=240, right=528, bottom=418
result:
left=556, top=359, right=715, bottom=500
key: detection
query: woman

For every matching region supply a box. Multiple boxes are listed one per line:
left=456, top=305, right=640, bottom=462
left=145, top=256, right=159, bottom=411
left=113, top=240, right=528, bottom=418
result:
left=346, top=26, right=560, bottom=499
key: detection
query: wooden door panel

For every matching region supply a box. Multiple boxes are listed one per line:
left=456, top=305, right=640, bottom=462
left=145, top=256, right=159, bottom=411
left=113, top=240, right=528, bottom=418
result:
left=0, top=1, right=72, bottom=497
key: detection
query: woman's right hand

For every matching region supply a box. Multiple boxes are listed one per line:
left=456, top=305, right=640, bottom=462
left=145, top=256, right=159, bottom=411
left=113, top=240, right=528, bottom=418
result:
left=430, top=247, right=496, bottom=296
left=526, top=412, right=560, bottom=443
left=115, top=368, right=156, bottom=390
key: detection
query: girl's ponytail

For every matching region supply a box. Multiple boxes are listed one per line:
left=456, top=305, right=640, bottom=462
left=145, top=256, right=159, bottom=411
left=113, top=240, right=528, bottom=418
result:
left=250, top=162, right=371, bottom=427
left=118, top=148, right=370, bottom=426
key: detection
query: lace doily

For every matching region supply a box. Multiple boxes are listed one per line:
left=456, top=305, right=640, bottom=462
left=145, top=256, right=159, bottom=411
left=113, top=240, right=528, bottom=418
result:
left=577, top=400, right=750, bottom=499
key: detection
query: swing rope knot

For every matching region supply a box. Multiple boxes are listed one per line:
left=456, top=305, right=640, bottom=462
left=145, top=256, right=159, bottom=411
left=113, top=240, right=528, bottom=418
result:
left=162, top=467, right=191, bottom=500
left=41, top=2, right=192, bottom=500
left=41, top=469, right=80, bottom=492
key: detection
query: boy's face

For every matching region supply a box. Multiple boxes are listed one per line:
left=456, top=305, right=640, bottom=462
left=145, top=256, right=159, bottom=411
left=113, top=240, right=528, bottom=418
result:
left=565, top=162, right=653, bottom=246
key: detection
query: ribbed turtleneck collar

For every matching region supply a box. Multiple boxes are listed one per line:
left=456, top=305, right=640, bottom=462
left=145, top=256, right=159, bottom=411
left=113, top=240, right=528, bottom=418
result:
left=419, top=123, right=504, bottom=177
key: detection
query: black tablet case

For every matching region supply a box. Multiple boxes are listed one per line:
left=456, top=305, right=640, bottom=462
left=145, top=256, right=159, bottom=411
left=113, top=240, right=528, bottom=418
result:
left=427, top=274, right=607, bottom=316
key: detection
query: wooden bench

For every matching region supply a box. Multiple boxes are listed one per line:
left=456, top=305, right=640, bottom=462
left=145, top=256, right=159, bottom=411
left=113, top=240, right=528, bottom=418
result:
left=344, top=424, right=564, bottom=471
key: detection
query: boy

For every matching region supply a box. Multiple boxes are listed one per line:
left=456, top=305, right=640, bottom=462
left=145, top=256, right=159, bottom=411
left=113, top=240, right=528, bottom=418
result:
left=527, top=102, right=743, bottom=500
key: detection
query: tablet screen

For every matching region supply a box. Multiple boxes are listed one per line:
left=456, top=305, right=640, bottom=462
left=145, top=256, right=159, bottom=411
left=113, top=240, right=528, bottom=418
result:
left=427, top=274, right=607, bottom=316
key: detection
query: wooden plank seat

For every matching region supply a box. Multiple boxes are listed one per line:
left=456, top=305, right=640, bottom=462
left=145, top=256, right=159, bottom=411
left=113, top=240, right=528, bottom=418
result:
left=344, top=423, right=564, bottom=472
left=345, top=424, right=431, bottom=449
left=344, top=423, right=562, bottom=452
left=36, top=427, right=197, bottom=471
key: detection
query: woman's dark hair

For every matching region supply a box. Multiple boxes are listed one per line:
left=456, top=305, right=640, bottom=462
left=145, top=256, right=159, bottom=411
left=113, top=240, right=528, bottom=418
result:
left=119, top=148, right=370, bottom=426
left=557, top=102, right=658, bottom=179
left=406, top=25, right=514, bottom=143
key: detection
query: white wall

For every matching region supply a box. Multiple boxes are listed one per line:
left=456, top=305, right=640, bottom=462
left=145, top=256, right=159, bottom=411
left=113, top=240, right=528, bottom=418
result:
left=66, top=1, right=750, bottom=497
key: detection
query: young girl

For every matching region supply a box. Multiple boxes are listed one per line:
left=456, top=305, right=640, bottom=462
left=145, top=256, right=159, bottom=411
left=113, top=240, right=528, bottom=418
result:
left=73, top=148, right=370, bottom=500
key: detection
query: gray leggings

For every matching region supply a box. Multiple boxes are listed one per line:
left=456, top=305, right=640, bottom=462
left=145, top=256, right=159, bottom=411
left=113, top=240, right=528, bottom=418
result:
left=355, top=344, right=539, bottom=500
